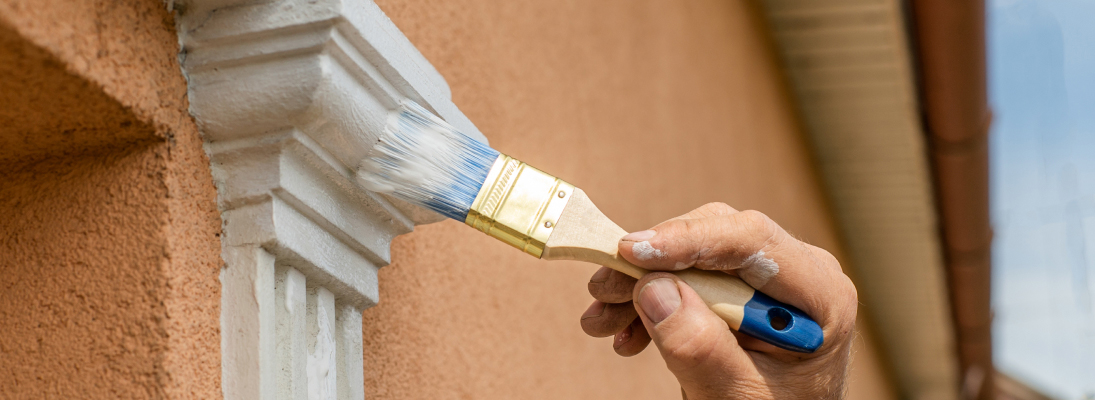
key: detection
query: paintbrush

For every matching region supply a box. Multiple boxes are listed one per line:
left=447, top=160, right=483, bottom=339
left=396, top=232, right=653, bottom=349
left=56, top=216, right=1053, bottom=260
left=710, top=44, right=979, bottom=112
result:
left=356, top=100, right=823, bottom=353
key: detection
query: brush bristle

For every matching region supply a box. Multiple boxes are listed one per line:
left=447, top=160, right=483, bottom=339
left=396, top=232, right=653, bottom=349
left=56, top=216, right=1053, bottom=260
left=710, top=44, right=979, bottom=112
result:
left=356, top=100, right=500, bottom=221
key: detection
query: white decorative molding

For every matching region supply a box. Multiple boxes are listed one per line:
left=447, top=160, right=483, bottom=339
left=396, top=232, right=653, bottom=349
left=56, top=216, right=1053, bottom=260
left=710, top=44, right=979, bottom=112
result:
left=174, top=0, right=484, bottom=398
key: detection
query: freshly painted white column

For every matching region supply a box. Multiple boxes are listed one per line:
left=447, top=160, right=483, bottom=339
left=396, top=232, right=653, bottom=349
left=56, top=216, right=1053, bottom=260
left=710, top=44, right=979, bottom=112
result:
left=220, top=245, right=278, bottom=400
left=173, top=0, right=487, bottom=398
left=276, top=266, right=308, bottom=399
left=307, top=287, right=338, bottom=400
left=335, top=304, right=365, bottom=400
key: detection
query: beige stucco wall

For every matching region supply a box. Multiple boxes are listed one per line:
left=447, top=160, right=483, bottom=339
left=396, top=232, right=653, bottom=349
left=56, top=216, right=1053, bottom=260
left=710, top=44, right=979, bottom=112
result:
left=366, top=1, right=897, bottom=399
left=0, top=1, right=221, bottom=398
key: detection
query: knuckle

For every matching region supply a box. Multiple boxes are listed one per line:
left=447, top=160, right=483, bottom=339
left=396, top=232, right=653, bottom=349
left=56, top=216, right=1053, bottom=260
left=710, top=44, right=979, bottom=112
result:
left=820, top=250, right=840, bottom=270
left=805, top=244, right=849, bottom=278
left=737, top=210, right=780, bottom=247
left=738, top=210, right=776, bottom=234
left=826, top=275, right=859, bottom=336
left=840, top=275, right=859, bottom=312
left=677, top=217, right=702, bottom=235
left=674, top=219, right=709, bottom=252
left=699, top=202, right=735, bottom=216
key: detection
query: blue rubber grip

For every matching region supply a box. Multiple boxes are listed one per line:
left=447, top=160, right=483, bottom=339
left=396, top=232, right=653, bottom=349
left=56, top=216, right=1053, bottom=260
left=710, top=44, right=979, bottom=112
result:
left=738, top=291, right=823, bottom=353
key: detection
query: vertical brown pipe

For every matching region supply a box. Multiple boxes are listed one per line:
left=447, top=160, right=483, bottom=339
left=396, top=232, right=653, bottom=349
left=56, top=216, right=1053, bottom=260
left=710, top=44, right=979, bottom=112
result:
left=908, top=0, right=994, bottom=399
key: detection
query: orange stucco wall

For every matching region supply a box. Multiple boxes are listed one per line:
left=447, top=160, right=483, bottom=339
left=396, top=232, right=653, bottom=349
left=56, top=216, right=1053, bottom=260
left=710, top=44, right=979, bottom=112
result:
left=367, top=1, right=897, bottom=399
left=0, top=1, right=221, bottom=398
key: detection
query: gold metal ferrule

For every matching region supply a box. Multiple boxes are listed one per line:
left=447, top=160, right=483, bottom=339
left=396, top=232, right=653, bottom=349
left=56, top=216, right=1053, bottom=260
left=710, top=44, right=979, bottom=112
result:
left=465, top=154, right=574, bottom=258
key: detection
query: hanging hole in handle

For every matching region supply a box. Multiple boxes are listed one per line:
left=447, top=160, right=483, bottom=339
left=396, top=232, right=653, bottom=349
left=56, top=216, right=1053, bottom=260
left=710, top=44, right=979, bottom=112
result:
left=767, top=307, right=793, bottom=331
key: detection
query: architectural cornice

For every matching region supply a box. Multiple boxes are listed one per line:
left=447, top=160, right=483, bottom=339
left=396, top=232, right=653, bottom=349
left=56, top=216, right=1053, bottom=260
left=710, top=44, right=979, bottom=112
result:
left=175, top=0, right=480, bottom=398
left=758, top=1, right=960, bottom=399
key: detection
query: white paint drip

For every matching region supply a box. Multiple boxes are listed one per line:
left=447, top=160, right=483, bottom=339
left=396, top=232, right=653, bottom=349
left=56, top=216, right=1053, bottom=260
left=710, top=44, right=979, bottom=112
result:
left=740, top=251, right=779, bottom=289
left=632, top=241, right=667, bottom=261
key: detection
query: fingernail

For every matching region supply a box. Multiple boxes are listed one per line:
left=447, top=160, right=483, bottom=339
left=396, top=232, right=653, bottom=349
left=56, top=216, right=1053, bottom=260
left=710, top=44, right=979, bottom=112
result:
left=590, top=268, right=611, bottom=283
left=638, top=278, right=680, bottom=324
left=622, top=230, right=656, bottom=242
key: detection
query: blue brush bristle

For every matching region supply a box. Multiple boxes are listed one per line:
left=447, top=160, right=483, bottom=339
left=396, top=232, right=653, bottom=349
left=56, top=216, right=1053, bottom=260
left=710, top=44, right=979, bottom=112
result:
left=356, top=100, right=499, bottom=221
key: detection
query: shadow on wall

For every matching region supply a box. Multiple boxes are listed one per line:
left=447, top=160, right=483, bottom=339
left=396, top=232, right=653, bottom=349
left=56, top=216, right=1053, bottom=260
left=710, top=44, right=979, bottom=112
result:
left=0, top=20, right=170, bottom=399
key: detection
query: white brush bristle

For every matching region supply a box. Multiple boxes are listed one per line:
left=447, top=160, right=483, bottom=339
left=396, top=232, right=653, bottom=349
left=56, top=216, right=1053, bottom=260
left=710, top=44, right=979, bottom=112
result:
left=356, top=100, right=499, bottom=221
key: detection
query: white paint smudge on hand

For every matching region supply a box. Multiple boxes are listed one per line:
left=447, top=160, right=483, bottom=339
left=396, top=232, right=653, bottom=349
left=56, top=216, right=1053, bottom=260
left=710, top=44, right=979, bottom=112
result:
left=740, top=251, right=779, bottom=289
left=674, top=248, right=711, bottom=270
left=674, top=261, right=696, bottom=270
left=632, top=241, right=667, bottom=261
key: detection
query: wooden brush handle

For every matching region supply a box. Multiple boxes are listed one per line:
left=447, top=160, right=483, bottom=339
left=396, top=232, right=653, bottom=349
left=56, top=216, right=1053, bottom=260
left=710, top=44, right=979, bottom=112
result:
left=542, top=188, right=822, bottom=353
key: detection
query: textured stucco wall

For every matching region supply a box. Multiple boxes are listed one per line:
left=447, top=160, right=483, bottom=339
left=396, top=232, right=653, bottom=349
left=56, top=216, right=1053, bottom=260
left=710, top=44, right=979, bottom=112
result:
left=368, top=1, right=897, bottom=399
left=0, top=1, right=221, bottom=398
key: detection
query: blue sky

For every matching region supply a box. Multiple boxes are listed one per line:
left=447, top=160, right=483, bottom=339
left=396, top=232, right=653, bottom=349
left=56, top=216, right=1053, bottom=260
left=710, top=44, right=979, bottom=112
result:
left=989, top=0, right=1095, bottom=398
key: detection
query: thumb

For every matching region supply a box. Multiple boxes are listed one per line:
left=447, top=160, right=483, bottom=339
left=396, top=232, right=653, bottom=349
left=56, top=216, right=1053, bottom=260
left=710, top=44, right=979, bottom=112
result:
left=634, top=273, right=751, bottom=384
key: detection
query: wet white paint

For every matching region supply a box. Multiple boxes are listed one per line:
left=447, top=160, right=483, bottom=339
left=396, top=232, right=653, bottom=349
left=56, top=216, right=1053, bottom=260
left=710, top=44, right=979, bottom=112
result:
left=178, top=0, right=480, bottom=395
left=740, top=250, right=779, bottom=288
left=632, top=241, right=667, bottom=261
left=307, top=292, right=337, bottom=400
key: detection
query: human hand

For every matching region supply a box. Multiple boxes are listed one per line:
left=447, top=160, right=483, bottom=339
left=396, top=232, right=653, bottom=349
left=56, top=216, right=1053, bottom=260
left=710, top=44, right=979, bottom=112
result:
left=579, top=203, right=858, bottom=399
